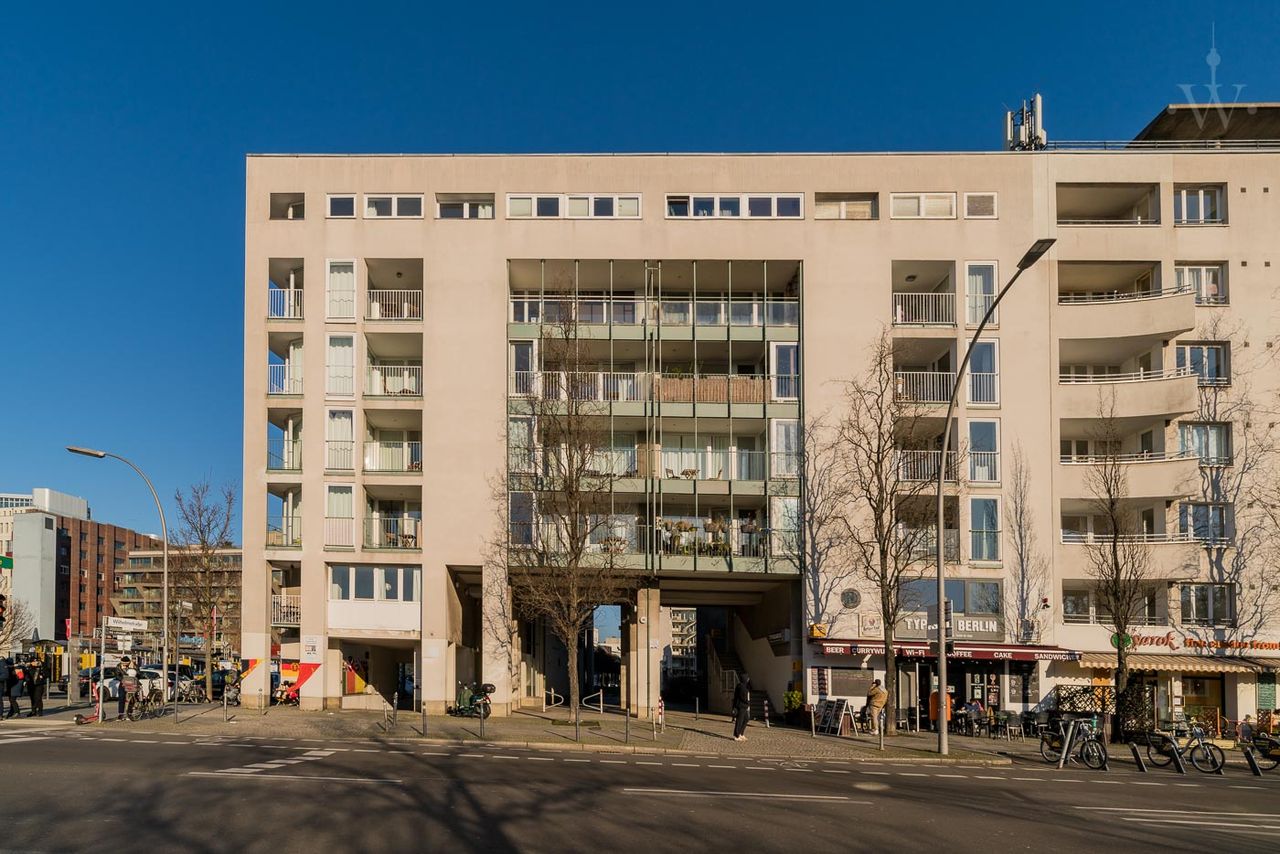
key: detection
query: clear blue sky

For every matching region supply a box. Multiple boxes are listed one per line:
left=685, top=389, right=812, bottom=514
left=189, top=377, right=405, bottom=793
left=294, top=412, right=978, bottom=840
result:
left=1, top=1, right=1277, bottom=542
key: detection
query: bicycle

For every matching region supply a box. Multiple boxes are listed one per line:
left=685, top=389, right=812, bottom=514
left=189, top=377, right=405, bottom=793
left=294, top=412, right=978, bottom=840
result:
left=1146, top=718, right=1225, bottom=773
left=1039, top=717, right=1108, bottom=769
left=179, top=682, right=208, bottom=704
left=1247, top=733, right=1280, bottom=771
left=126, top=688, right=166, bottom=722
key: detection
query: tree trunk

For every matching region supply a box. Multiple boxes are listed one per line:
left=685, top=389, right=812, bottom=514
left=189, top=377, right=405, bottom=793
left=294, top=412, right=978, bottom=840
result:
left=204, top=617, right=214, bottom=702
left=884, top=635, right=899, bottom=736
left=567, top=640, right=581, bottom=726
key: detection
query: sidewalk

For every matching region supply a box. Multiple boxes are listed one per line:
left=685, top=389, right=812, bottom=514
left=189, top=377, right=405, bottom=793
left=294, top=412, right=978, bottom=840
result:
left=38, top=702, right=1011, bottom=763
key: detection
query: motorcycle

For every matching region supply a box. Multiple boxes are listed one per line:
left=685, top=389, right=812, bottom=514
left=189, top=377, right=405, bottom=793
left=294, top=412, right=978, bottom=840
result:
left=223, top=682, right=242, bottom=707
left=448, top=681, right=493, bottom=719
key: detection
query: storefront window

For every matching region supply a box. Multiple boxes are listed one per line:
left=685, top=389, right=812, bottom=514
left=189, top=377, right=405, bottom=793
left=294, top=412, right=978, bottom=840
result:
left=1183, top=675, right=1225, bottom=721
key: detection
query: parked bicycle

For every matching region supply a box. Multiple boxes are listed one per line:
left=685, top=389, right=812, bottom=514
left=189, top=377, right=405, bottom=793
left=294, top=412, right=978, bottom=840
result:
left=179, top=682, right=208, bottom=704
left=1247, top=732, right=1280, bottom=771
left=1146, top=717, right=1225, bottom=773
left=126, top=687, right=166, bottom=722
left=1039, top=717, right=1108, bottom=769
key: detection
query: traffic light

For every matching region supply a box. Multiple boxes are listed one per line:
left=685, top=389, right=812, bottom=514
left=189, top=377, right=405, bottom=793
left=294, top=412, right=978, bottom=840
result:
left=0, top=594, right=7, bottom=630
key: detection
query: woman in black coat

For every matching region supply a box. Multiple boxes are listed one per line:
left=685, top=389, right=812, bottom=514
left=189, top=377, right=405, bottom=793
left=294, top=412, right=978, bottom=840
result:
left=732, top=672, right=751, bottom=741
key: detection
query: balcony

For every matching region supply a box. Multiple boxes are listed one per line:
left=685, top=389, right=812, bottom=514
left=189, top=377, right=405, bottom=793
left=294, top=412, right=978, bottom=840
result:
left=364, top=516, right=421, bottom=550
left=266, top=516, right=301, bottom=549
left=892, top=292, right=955, bottom=327
left=897, top=450, right=958, bottom=482
left=366, top=365, right=423, bottom=397
left=325, top=517, right=355, bottom=548
left=1058, top=451, right=1198, bottom=500
left=267, top=364, right=302, bottom=395
left=901, top=528, right=961, bottom=563
left=656, top=373, right=794, bottom=404
left=509, top=294, right=800, bottom=328
left=1056, top=183, right=1158, bottom=226
left=364, top=440, right=423, bottom=473
left=366, top=290, right=423, bottom=321
left=658, top=449, right=768, bottom=481
left=1060, top=530, right=1191, bottom=545
left=268, top=289, right=304, bottom=319
left=969, top=452, right=1000, bottom=484
left=514, top=371, right=645, bottom=402
left=326, top=440, right=355, bottom=471
left=1057, top=265, right=1194, bottom=340
left=271, top=594, right=301, bottom=626
left=510, top=371, right=799, bottom=405
left=1056, top=367, right=1196, bottom=419
left=267, top=438, right=301, bottom=472
left=894, top=371, right=955, bottom=404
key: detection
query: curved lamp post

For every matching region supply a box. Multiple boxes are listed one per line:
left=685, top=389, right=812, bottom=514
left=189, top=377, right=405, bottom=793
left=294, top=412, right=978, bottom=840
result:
left=67, top=446, right=171, bottom=718
left=934, top=238, right=1054, bottom=756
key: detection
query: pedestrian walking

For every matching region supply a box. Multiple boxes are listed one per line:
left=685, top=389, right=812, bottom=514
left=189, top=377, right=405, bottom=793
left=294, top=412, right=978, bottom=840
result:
left=6, top=660, right=23, bottom=719
left=865, top=678, right=889, bottom=734
left=731, top=672, right=751, bottom=742
left=115, top=656, right=133, bottom=721
left=0, top=657, right=12, bottom=719
left=24, top=658, right=47, bottom=718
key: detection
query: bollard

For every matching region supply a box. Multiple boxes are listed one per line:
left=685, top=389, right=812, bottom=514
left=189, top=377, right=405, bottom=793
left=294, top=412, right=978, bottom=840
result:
left=223, top=691, right=229, bottom=722
left=1243, top=747, right=1264, bottom=777
left=480, top=704, right=486, bottom=739
left=1129, top=742, right=1147, bottom=772
left=259, top=689, right=265, bottom=716
left=659, top=698, right=666, bottom=734
left=421, top=702, right=427, bottom=738
left=1168, top=735, right=1187, bottom=775
left=810, top=706, right=817, bottom=738
left=879, top=710, right=885, bottom=752
left=763, top=698, right=771, bottom=729
left=625, top=707, right=630, bottom=743
left=1057, top=721, right=1077, bottom=770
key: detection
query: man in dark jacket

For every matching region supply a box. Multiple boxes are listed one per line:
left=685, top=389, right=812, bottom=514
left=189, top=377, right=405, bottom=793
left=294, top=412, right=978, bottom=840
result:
left=24, top=658, right=47, bottom=717
left=732, top=672, right=751, bottom=741
left=0, top=657, right=11, bottom=718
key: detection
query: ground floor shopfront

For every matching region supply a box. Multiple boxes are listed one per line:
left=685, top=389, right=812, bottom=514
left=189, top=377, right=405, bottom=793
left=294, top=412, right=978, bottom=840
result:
left=807, top=639, right=1080, bottom=729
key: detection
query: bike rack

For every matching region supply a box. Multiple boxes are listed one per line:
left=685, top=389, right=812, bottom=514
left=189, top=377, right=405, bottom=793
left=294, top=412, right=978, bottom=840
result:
left=1242, top=747, right=1264, bottom=777
left=581, top=690, right=604, bottom=714
left=1128, top=742, right=1147, bottom=773
left=543, top=688, right=564, bottom=712
left=1056, top=720, right=1077, bottom=770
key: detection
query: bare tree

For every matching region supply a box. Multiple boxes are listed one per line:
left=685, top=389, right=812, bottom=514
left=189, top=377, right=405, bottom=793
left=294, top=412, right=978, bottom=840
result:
left=837, top=329, right=949, bottom=735
left=1003, top=443, right=1048, bottom=643
left=1080, top=393, right=1158, bottom=733
left=792, top=415, right=856, bottom=634
left=172, top=481, right=238, bottom=698
left=0, top=598, right=37, bottom=657
left=495, top=303, right=645, bottom=723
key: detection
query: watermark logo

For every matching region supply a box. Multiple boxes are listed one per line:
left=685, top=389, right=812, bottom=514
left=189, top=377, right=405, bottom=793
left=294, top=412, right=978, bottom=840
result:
left=1173, top=25, right=1255, bottom=133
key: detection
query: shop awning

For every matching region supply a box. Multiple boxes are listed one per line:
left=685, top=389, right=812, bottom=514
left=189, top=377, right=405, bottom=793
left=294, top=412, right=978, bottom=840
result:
left=1077, top=652, right=1261, bottom=673
left=816, top=640, right=1080, bottom=662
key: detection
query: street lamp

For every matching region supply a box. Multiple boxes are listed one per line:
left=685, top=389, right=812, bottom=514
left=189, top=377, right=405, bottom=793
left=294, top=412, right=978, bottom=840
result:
left=933, top=238, right=1054, bottom=755
left=67, top=446, right=172, bottom=718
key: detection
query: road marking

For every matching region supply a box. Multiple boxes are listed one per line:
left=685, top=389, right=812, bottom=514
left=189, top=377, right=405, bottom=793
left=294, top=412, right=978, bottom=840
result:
left=599, top=760, right=626, bottom=764
left=745, top=767, right=771, bottom=771
left=0, top=735, right=53, bottom=745
left=863, top=771, right=891, bottom=776
left=563, top=758, right=590, bottom=763
left=460, top=753, right=487, bottom=759
left=1132, top=782, right=1164, bottom=786
left=623, top=788, right=864, bottom=803
left=492, top=755, right=520, bottom=760
left=672, top=763, right=700, bottom=768
left=710, top=765, right=737, bottom=770
left=1076, top=808, right=1280, bottom=817
left=162, top=741, right=188, bottom=745
left=975, top=775, right=1006, bottom=780
left=821, top=770, right=851, bottom=775
left=189, top=771, right=401, bottom=784
left=636, top=761, right=662, bottom=766
left=1091, top=780, right=1123, bottom=784
left=935, top=774, right=967, bottom=779
left=1231, top=785, right=1264, bottom=790
left=526, top=757, right=553, bottom=762
left=420, top=752, right=449, bottom=756
left=1010, top=777, right=1040, bottom=781
left=352, top=748, right=380, bottom=753
left=100, top=737, right=126, bottom=742
left=131, top=739, right=158, bottom=743
left=897, top=773, right=927, bottom=777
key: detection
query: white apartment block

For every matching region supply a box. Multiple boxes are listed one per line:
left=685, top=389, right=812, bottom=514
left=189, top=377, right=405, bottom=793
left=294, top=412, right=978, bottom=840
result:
left=242, top=103, right=1280, bottom=729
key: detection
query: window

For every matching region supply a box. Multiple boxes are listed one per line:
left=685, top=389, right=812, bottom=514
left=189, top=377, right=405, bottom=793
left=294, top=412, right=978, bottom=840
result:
left=326, top=260, right=356, bottom=320
left=1179, top=502, right=1232, bottom=543
left=1175, top=264, right=1227, bottom=305
left=1180, top=583, right=1234, bottom=625
left=1063, top=587, right=1092, bottom=622
left=353, top=566, right=375, bottom=600
left=330, top=565, right=350, bottom=600
left=509, top=417, right=535, bottom=473
left=1174, top=185, right=1224, bottom=225
left=382, top=567, right=399, bottom=601
left=889, top=192, right=956, bottom=219
left=326, top=485, right=354, bottom=547
left=509, top=492, right=534, bottom=545
left=363, top=195, right=423, bottom=219
left=327, top=195, right=356, bottom=218
left=814, top=192, right=878, bottom=220
left=771, top=343, right=799, bottom=400
left=665, top=193, right=801, bottom=219
left=510, top=341, right=536, bottom=395
left=966, top=581, right=1001, bottom=614
left=771, top=419, right=800, bottom=478
left=436, top=194, right=495, bottom=219
left=964, top=192, right=998, bottom=219
left=970, top=498, right=1000, bottom=561
left=508, top=194, right=641, bottom=220
left=326, top=335, right=355, bottom=396
left=965, top=262, right=997, bottom=325
left=901, top=578, right=968, bottom=612
left=968, top=341, right=999, bottom=404
left=1179, top=422, right=1231, bottom=465
left=968, top=420, right=999, bottom=483
left=327, top=410, right=355, bottom=470
left=1175, top=342, right=1229, bottom=385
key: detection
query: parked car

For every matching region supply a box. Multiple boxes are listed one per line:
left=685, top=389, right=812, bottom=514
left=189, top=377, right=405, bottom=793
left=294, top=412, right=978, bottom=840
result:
left=101, top=668, right=170, bottom=700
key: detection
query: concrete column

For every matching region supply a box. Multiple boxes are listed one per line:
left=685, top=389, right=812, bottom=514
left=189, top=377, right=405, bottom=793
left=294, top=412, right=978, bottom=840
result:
left=298, top=563, right=326, bottom=711
left=419, top=563, right=449, bottom=714
left=626, top=588, right=661, bottom=719
left=480, top=560, right=514, bottom=715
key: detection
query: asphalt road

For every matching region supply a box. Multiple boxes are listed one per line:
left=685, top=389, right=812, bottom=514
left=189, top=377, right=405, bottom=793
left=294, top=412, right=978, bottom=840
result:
left=2, top=725, right=1278, bottom=853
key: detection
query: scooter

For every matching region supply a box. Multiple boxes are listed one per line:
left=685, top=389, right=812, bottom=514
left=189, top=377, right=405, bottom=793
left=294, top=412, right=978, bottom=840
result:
left=224, top=682, right=242, bottom=707
left=448, top=682, right=493, bottom=718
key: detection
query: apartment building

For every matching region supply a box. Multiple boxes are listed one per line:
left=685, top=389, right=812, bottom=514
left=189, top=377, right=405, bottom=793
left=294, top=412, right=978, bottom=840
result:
left=0, top=488, right=89, bottom=558
left=118, top=547, right=243, bottom=658
left=242, top=102, right=1280, bottom=726
left=10, top=510, right=159, bottom=643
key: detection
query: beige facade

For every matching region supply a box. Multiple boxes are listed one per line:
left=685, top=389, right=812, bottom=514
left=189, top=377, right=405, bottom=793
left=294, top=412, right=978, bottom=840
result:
left=243, top=120, right=1280, bottom=725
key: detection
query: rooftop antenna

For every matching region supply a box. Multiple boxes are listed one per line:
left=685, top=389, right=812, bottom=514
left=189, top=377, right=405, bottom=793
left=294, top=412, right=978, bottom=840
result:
left=1005, top=94, right=1047, bottom=151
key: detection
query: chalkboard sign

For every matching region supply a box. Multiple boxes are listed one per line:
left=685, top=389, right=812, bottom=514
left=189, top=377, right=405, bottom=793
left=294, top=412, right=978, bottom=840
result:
left=817, top=699, right=849, bottom=735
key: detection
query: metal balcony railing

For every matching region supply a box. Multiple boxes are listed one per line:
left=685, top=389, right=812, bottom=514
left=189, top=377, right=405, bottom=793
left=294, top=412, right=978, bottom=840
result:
left=892, top=292, right=954, bottom=326
left=894, top=371, right=956, bottom=403
left=900, top=528, right=961, bottom=563
left=1060, top=530, right=1193, bottom=544
left=364, top=516, right=422, bottom=549
left=267, top=364, right=302, bottom=395
left=266, top=516, right=301, bottom=548
left=969, top=372, right=999, bottom=404
left=364, top=441, right=423, bottom=472
left=969, top=451, right=999, bottom=483
left=271, top=594, right=301, bottom=626
left=326, top=440, right=355, bottom=471
left=658, top=449, right=767, bottom=481
left=897, top=450, right=958, bottom=482
left=367, top=365, right=423, bottom=396
left=267, top=438, right=302, bottom=471
left=1057, top=283, right=1191, bottom=304
left=509, top=295, right=800, bottom=327
left=1058, top=366, right=1192, bottom=384
left=324, top=516, right=355, bottom=548
left=268, top=289, right=304, bottom=319
left=366, top=290, right=423, bottom=320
